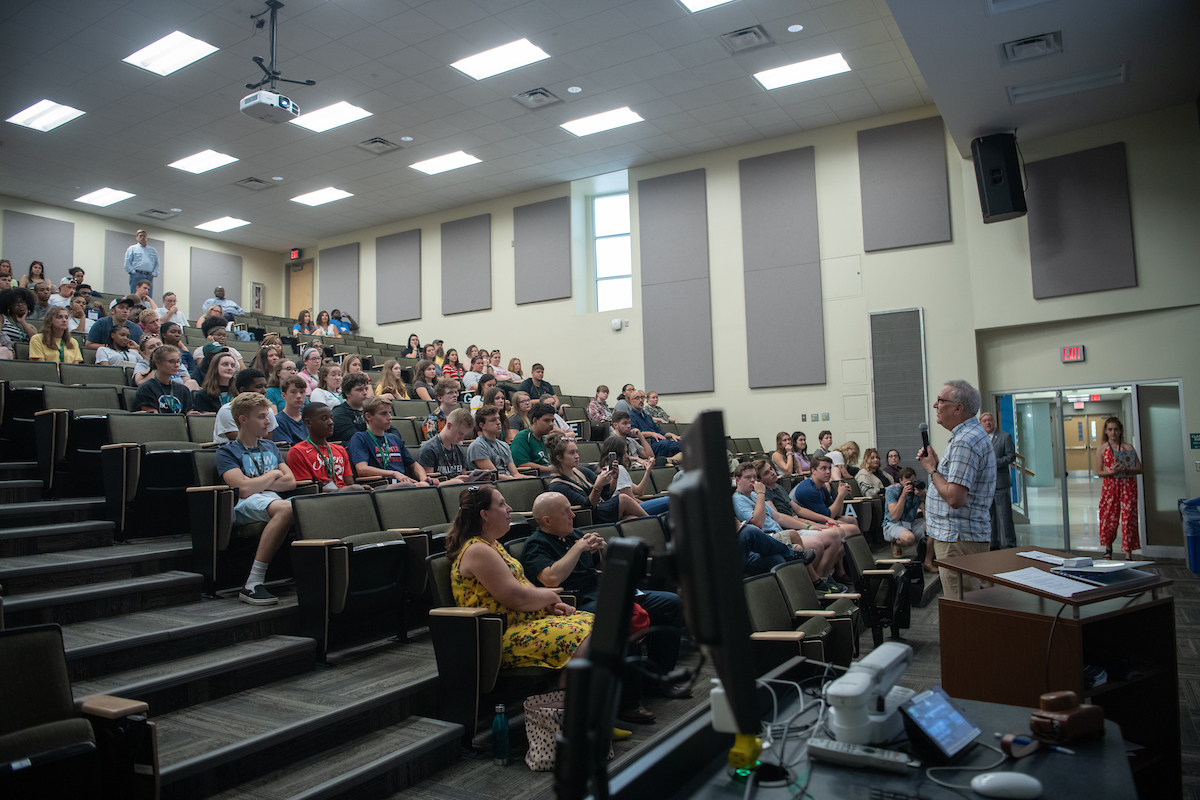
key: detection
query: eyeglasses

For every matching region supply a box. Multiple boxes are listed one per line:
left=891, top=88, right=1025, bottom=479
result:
left=934, top=396, right=961, bottom=406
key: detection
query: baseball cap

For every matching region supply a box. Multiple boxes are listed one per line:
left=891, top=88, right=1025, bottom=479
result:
left=59, top=276, right=75, bottom=286
left=201, top=342, right=224, bottom=357
left=110, top=296, right=136, bottom=309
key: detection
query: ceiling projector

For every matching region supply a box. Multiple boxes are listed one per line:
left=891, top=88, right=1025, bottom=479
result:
left=240, top=91, right=299, bottom=123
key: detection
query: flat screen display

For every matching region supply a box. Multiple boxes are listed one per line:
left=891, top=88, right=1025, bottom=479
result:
left=900, top=686, right=980, bottom=759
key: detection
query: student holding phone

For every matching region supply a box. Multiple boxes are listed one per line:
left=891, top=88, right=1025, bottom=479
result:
left=546, top=432, right=648, bottom=523
left=599, top=436, right=671, bottom=515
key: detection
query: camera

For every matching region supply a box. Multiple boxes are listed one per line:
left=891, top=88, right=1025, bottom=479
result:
left=912, top=480, right=926, bottom=491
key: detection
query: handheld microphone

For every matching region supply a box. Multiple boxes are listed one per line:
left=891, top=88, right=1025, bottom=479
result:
left=919, top=422, right=930, bottom=454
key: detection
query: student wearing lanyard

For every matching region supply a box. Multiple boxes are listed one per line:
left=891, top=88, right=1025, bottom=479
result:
left=132, top=345, right=192, bottom=413
left=28, top=307, right=82, bottom=364
left=347, top=397, right=438, bottom=486
left=415, top=407, right=476, bottom=483
left=286, top=403, right=366, bottom=494
left=272, top=374, right=309, bottom=445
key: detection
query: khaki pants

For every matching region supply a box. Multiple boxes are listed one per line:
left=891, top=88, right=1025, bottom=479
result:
left=932, top=538, right=990, bottom=598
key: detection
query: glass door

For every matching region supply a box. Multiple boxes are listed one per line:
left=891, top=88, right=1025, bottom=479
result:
left=1135, top=382, right=1186, bottom=551
left=1060, top=387, right=1131, bottom=553
left=1010, top=390, right=1066, bottom=550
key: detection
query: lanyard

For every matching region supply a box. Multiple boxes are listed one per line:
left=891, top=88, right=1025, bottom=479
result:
left=157, top=380, right=181, bottom=413
left=58, top=337, right=66, bottom=362
left=366, top=430, right=391, bottom=470
left=246, top=447, right=268, bottom=477
left=306, top=438, right=336, bottom=482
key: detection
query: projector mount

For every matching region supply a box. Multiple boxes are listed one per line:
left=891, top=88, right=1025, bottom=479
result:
left=246, top=0, right=316, bottom=92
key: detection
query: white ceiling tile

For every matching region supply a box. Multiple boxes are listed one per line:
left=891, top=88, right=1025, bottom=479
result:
left=584, top=64, right=644, bottom=92
left=811, top=70, right=867, bottom=96
left=441, top=108, right=496, bottom=132
left=295, top=2, right=372, bottom=38
left=475, top=98, right=532, bottom=122
left=620, top=0, right=688, bottom=29
left=749, top=0, right=815, bottom=24
left=687, top=102, right=740, bottom=123
left=615, top=81, right=666, bottom=106
left=446, top=82, right=508, bottom=108
left=823, top=87, right=874, bottom=110
left=835, top=103, right=881, bottom=122
left=726, top=93, right=779, bottom=115
left=496, top=2, right=569, bottom=37
left=339, top=27, right=408, bottom=61
left=866, top=76, right=920, bottom=103
left=648, top=70, right=706, bottom=96
left=709, top=76, right=764, bottom=100
left=813, top=0, right=881, bottom=32
left=669, top=87, right=724, bottom=111
left=331, top=0, right=412, bottom=25
left=306, top=39, right=375, bottom=71
left=537, top=0, right=616, bottom=24
left=828, top=19, right=891, bottom=51
left=644, top=17, right=710, bottom=50
left=741, top=107, right=792, bottom=128
left=627, top=51, right=688, bottom=82
left=667, top=38, right=729, bottom=69
left=374, top=9, right=449, bottom=47
left=693, top=3, right=762, bottom=37
left=415, top=0, right=491, bottom=29
left=875, top=93, right=927, bottom=113
left=855, top=60, right=912, bottom=87
left=842, top=40, right=901, bottom=69
left=650, top=111, right=699, bottom=133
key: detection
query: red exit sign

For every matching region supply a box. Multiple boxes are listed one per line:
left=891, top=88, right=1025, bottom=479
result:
left=289, top=248, right=302, bottom=261
left=1089, top=394, right=1101, bottom=401
left=1061, top=345, right=1085, bottom=363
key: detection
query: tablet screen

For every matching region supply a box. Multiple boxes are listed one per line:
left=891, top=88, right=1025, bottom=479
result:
left=900, top=686, right=980, bottom=759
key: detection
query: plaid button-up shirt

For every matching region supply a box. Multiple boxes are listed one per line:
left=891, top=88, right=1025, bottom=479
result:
left=925, top=416, right=996, bottom=543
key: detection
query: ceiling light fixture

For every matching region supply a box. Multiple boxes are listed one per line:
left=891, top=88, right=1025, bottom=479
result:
left=450, top=39, right=551, bottom=80
left=290, top=187, right=354, bottom=206
left=678, top=0, right=736, bottom=12
left=560, top=107, right=644, bottom=137
left=1007, top=63, right=1127, bottom=105
left=290, top=101, right=372, bottom=132
left=788, top=24, right=804, bottom=33
left=409, top=151, right=482, bottom=175
left=123, top=31, right=218, bottom=76
left=75, top=188, right=135, bottom=207
left=272, top=177, right=284, bottom=181
left=400, top=136, right=413, bottom=142
left=170, top=208, right=183, bottom=212
left=168, top=149, right=239, bottom=174
left=568, top=86, right=582, bottom=93
left=753, top=53, right=851, bottom=90
left=6, top=99, right=85, bottom=132
left=196, top=216, right=250, bottom=232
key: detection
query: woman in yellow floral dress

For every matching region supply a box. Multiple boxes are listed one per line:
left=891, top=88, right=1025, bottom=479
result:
left=448, top=485, right=592, bottom=669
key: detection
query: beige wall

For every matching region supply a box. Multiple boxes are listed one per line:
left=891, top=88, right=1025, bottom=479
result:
left=0, top=194, right=287, bottom=319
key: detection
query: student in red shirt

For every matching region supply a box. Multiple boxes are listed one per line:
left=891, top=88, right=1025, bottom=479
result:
left=286, top=402, right=368, bottom=494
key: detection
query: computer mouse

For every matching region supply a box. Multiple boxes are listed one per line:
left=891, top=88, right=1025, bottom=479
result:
left=970, top=772, right=1043, bottom=798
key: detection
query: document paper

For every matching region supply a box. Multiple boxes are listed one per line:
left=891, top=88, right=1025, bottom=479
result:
left=993, top=566, right=1094, bottom=597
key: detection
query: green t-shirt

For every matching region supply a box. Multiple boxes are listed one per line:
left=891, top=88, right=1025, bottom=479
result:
left=510, top=428, right=548, bottom=467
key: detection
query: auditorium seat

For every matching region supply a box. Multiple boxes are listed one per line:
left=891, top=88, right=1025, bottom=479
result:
left=742, top=574, right=835, bottom=671
left=373, top=485, right=453, bottom=535
left=60, top=363, right=127, bottom=388
left=771, top=559, right=861, bottom=662
left=617, top=515, right=671, bottom=590
left=842, top=532, right=912, bottom=647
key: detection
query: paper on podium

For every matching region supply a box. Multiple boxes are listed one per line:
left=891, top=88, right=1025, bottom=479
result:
left=993, top=566, right=1094, bottom=598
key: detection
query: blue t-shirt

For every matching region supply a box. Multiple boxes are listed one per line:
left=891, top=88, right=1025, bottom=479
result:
left=272, top=411, right=307, bottom=445
left=791, top=478, right=834, bottom=517
left=87, top=316, right=143, bottom=347
left=215, top=438, right=282, bottom=480
left=732, top=491, right=782, bottom=534
left=884, top=483, right=922, bottom=527
left=330, top=318, right=351, bottom=333
left=347, top=430, right=416, bottom=476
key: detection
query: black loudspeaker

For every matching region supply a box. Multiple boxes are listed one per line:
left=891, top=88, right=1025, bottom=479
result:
left=971, top=133, right=1027, bottom=223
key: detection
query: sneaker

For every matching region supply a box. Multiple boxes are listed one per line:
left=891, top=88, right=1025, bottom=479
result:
left=239, top=584, right=278, bottom=606
left=826, top=578, right=850, bottom=593
left=611, top=727, right=633, bottom=741
left=813, top=578, right=834, bottom=594
left=892, top=542, right=905, bottom=559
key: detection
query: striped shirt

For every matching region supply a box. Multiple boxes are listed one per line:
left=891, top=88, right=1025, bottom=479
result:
left=925, top=416, right=996, bottom=543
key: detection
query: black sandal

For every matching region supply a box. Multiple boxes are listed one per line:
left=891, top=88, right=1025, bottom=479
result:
left=1103, top=546, right=1113, bottom=560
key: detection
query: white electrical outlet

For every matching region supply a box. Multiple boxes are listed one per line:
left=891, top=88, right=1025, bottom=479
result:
left=1195, top=461, right=1200, bottom=472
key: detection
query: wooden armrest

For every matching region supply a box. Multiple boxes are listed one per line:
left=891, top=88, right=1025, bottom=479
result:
left=874, top=558, right=910, bottom=565
left=429, top=607, right=489, bottom=617
left=294, top=480, right=315, bottom=488
left=823, top=592, right=862, bottom=601
left=100, top=442, right=134, bottom=450
left=35, top=408, right=67, bottom=417
left=513, top=511, right=536, bottom=518
left=548, top=587, right=565, bottom=594
left=80, top=694, right=149, bottom=719
left=387, top=527, right=421, bottom=534
left=292, top=539, right=342, bottom=547
left=842, top=497, right=868, bottom=504
left=750, top=631, right=805, bottom=642
left=863, top=568, right=899, bottom=576
left=186, top=485, right=229, bottom=493
left=794, top=609, right=837, bottom=618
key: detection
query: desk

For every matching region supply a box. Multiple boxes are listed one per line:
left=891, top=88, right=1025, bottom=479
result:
left=935, top=547, right=1178, bottom=799
left=607, top=658, right=1136, bottom=800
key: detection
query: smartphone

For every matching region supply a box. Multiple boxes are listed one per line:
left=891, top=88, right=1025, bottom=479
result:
left=605, top=452, right=618, bottom=468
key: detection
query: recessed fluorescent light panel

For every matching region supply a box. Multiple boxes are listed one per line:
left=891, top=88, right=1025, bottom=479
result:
left=451, top=39, right=551, bottom=80
left=1007, top=63, right=1127, bottom=105
left=168, top=149, right=238, bottom=174
left=75, top=188, right=135, bottom=207
left=6, top=99, right=85, bottom=132
left=560, top=107, right=645, bottom=137
left=195, top=216, right=250, bottom=232
left=678, top=0, right=737, bottom=11
left=409, top=151, right=482, bottom=175
left=123, top=31, right=218, bottom=76
left=290, top=101, right=372, bottom=133
left=754, top=53, right=851, bottom=90
left=290, top=187, right=354, bottom=206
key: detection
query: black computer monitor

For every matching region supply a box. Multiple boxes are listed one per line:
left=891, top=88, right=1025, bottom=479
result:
left=668, top=410, right=761, bottom=735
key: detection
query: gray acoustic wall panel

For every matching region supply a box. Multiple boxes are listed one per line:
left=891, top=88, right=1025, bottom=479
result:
left=1, top=210, right=73, bottom=286
left=740, top=147, right=825, bottom=388
left=317, top=242, right=360, bottom=320
left=514, top=196, right=571, bottom=304
left=189, top=248, right=242, bottom=320
left=637, top=169, right=713, bottom=394
left=857, top=116, right=951, bottom=252
left=1026, top=142, right=1137, bottom=299
left=441, top=214, right=491, bottom=315
left=103, top=230, right=164, bottom=299
left=376, top=229, right=421, bottom=324
left=869, top=309, right=929, bottom=479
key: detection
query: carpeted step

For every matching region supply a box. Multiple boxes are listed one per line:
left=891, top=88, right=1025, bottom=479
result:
left=3, top=569, right=203, bottom=627
left=0, top=537, right=191, bottom=594
left=0, top=519, right=116, bottom=557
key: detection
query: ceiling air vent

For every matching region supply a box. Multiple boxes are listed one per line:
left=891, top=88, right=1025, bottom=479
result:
left=357, top=137, right=403, bottom=155
left=138, top=208, right=177, bottom=220
left=1001, top=31, right=1063, bottom=64
left=234, top=176, right=275, bottom=191
left=719, top=25, right=773, bottom=53
left=1007, top=63, right=1127, bottom=105
left=512, top=88, right=562, bottom=109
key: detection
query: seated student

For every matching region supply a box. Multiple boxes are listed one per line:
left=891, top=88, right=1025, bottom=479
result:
left=626, top=390, right=682, bottom=465
left=329, top=309, right=356, bottom=335
left=488, top=350, right=511, bottom=381
left=884, top=467, right=934, bottom=570
left=518, top=363, right=559, bottom=407
left=834, top=441, right=861, bottom=480
left=249, top=342, right=282, bottom=377
left=812, top=430, right=833, bottom=460
left=587, top=385, right=612, bottom=423
left=216, top=392, right=297, bottom=606
left=612, top=384, right=635, bottom=417
left=644, top=391, right=676, bottom=424
left=265, top=359, right=299, bottom=411
left=422, top=343, right=438, bottom=364
left=272, top=375, right=309, bottom=444
left=47, top=277, right=75, bottom=309
left=192, top=350, right=239, bottom=414
left=67, top=295, right=92, bottom=335
left=85, top=296, right=142, bottom=350
left=131, top=279, right=157, bottom=311
left=133, top=345, right=192, bottom=414
left=341, top=354, right=366, bottom=375
left=508, top=391, right=531, bottom=443
left=599, top=436, right=671, bottom=516
left=507, top=357, right=523, bottom=379
left=411, top=359, right=439, bottom=402
left=856, top=448, right=888, bottom=498
left=423, top=377, right=460, bottom=440
left=547, top=433, right=647, bottom=523
left=511, top=402, right=558, bottom=474
left=214, top=368, right=279, bottom=442
left=469, top=373, right=496, bottom=411
left=416, top=407, right=475, bottom=482
left=374, top=358, right=410, bottom=400
left=160, top=323, right=199, bottom=388
left=312, top=310, right=341, bottom=338
left=883, top=449, right=903, bottom=484
left=523, top=492, right=686, bottom=716
left=461, top=355, right=488, bottom=394
left=348, top=397, right=438, bottom=486
left=131, top=335, right=162, bottom=384
left=402, top=333, right=422, bottom=359
left=138, top=308, right=161, bottom=338
left=331, top=372, right=372, bottom=442
left=790, top=455, right=860, bottom=543
left=194, top=318, right=244, bottom=370
left=610, top=411, right=654, bottom=462
left=156, top=291, right=189, bottom=329
left=771, top=431, right=797, bottom=477
left=311, top=363, right=343, bottom=408
left=292, top=310, right=316, bottom=337
left=468, top=405, right=522, bottom=478
left=736, top=520, right=812, bottom=577
left=28, top=307, right=82, bottom=364
left=95, top=323, right=141, bottom=366
left=791, top=432, right=812, bottom=474
left=297, top=348, right=322, bottom=396
left=440, top=348, right=464, bottom=379
left=286, top=403, right=366, bottom=494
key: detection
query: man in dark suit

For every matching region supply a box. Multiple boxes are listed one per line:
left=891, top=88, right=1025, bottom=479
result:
left=981, top=413, right=1017, bottom=549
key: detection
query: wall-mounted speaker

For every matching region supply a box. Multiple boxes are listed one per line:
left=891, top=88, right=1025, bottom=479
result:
left=971, top=133, right=1027, bottom=223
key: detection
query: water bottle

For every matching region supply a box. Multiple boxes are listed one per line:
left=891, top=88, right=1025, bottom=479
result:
left=492, top=704, right=509, bottom=766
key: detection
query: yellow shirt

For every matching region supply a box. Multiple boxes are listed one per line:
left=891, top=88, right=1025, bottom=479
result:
left=29, top=334, right=82, bottom=364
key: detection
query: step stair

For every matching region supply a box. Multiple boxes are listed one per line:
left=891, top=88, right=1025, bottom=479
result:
left=0, top=537, right=191, bottom=594
left=3, top=569, right=203, bottom=627
left=0, top=460, right=37, bottom=480
left=0, top=519, right=116, bottom=556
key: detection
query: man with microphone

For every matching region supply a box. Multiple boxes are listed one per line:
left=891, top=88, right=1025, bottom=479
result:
left=917, top=380, right=996, bottom=597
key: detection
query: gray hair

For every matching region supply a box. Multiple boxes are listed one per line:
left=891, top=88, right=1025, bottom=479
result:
left=942, top=380, right=981, bottom=417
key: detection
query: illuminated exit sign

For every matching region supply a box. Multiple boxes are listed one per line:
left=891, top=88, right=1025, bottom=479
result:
left=1089, top=394, right=1101, bottom=401
left=1061, top=345, right=1085, bottom=363
left=289, top=248, right=302, bottom=261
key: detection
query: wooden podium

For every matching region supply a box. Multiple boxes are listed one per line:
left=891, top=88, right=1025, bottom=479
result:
left=936, top=547, right=1178, bottom=799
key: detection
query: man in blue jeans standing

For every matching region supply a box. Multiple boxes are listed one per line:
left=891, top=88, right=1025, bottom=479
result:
left=123, top=230, right=159, bottom=294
